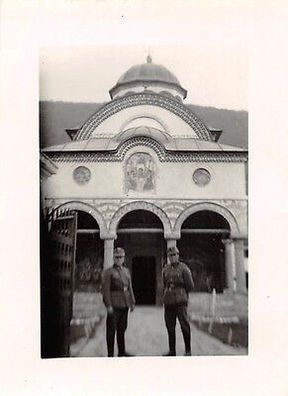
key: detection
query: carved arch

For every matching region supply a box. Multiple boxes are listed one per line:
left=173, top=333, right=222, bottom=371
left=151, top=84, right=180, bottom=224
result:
left=109, top=201, right=172, bottom=238
left=52, top=201, right=108, bottom=239
left=116, top=126, right=171, bottom=145
left=119, top=114, right=170, bottom=134
left=174, top=202, right=240, bottom=237
left=74, top=93, right=211, bottom=141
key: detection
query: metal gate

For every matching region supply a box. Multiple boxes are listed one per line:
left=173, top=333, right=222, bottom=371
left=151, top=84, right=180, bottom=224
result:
left=41, top=208, right=77, bottom=358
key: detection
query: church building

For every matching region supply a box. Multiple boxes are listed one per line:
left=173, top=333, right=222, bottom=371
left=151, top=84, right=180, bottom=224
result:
left=41, top=56, right=248, bottom=306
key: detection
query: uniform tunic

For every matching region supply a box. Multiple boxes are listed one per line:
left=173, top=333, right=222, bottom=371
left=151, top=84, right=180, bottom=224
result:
left=101, top=265, right=135, bottom=357
left=162, top=261, right=194, bottom=355
left=102, top=265, right=135, bottom=309
left=163, top=261, right=194, bottom=305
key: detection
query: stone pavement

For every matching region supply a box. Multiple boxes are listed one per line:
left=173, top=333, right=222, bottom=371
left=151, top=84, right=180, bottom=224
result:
left=73, top=306, right=247, bottom=357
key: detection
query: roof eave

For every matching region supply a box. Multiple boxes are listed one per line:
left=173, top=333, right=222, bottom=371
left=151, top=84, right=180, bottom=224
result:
left=109, top=80, right=187, bottom=99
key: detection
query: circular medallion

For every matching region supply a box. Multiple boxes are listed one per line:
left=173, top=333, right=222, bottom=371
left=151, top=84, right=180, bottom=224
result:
left=73, top=166, right=91, bottom=185
left=193, top=168, right=211, bottom=186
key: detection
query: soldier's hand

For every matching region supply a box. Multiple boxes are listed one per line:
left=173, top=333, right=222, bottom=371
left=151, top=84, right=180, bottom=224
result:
left=130, top=304, right=135, bottom=312
left=107, top=306, right=114, bottom=314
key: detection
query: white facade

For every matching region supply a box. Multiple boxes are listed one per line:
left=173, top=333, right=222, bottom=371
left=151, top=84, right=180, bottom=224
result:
left=41, top=57, right=248, bottom=303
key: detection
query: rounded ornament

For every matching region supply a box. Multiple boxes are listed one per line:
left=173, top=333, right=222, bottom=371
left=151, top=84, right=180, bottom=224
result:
left=73, top=166, right=91, bottom=185
left=193, top=168, right=211, bottom=186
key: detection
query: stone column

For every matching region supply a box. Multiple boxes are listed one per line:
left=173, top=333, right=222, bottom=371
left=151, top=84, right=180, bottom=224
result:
left=222, top=239, right=235, bottom=292
left=103, top=238, right=114, bottom=269
left=164, top=237, right=178, bottom=265
left=166, top=239, right=177, bottom=250
left=234, top=239, right=247, bottom=294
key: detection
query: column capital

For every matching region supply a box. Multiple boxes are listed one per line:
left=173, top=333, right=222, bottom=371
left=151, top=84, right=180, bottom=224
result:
left=230, top=231, right=247, bottom=239
left=232, top=236, right=247, bottom=241
left=100, top=232, right=117, bottom=240
left=165, top=232, right=180, bottom=240
left=222, top=238, right=234, bottom=245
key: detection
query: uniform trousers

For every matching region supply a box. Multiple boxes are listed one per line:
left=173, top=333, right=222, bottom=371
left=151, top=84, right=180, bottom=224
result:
left=164, top=303, right=191, bottom=354
left=106, top=307, right=128, bottom=357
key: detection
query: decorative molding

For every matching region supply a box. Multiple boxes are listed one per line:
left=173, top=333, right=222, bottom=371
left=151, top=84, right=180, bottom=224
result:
left=95, top=201, right=120, bottom=224
left=160, top=201, right=189, bottom=227
left=45, top=197, right=247, bottom=203
left=47, top=200, right=108, bottom=238
left=109, top=201, right=172, bottom=237
left=221, top=199, right=247, bottom=213
left=119, top=114, right=170, bottom=134
left=40, top=153, right=58, bottom=181
left=46, top=136, right=247, bottom=163
left=173, top=202, right=240, bottom=236
left=109, top=79, right=187, bottom=100
left=43, top=198, right=247, bottom=240
left=74, top=93, right=211, bottom=141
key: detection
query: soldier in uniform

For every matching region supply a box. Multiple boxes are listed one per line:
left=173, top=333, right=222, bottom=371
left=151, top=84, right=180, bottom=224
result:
left=101, top=247, right=136, bottom=357
left=162, top=246, right=194, bottom=356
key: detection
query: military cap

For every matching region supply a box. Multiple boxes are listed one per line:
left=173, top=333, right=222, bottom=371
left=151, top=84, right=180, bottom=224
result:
left=167, top=246, right=179, bottom=255
left=114, top=247, right=125, bottom=256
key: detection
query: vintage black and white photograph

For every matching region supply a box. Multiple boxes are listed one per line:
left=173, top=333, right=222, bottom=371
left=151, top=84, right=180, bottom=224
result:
left=2, top=0, right=288, bottom=394
left=40, top=45, right=248, bottom=358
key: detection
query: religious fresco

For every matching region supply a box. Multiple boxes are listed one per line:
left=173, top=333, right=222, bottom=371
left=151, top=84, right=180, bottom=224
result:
left=125, top=152, right=155, bottom=193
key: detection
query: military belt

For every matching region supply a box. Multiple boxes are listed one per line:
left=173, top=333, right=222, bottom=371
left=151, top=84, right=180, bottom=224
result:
left=167, top=285, right=185, bottom=290
left=111, top=287, right=128, bottom=291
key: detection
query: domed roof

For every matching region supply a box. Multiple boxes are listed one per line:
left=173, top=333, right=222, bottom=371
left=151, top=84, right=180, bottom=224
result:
left=109, top=56, right=187, bottom=99
left=117, top=56, right=181, bottom=85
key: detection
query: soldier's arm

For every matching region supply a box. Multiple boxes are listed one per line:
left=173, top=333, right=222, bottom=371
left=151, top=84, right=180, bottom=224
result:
left=101, top=270, right=113, bottom=309
left=183, top=266, right=194, bottom=292
left=128, top=270, right=136, bottom=306
left=162, top=267, right=167, bottom=287
left=162, top=268, right=166, bottom=292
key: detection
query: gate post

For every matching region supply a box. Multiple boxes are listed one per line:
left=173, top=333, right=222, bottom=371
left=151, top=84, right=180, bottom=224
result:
left=104, top=238, right=115, bottom=269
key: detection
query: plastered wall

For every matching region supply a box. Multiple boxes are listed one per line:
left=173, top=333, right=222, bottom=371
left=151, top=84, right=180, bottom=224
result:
left=42, top=147, right=246, bottom=200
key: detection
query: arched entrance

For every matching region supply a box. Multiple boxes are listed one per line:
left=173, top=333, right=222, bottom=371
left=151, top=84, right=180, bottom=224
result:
left=115, top=210, right=165, bottom=305
left=75, top=211, right=104, bottom=292
left=178, top=210, right=230, bottom=293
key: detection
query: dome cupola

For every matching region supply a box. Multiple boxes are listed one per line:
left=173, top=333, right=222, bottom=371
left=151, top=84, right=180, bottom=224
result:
left=109, top=56, right=187, bottom=101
